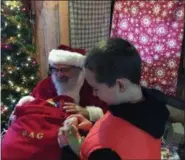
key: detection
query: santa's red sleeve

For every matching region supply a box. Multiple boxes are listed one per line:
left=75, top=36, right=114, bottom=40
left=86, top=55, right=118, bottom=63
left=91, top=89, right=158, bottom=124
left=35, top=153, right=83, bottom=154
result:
left=80, top=80, right=108, bottom=122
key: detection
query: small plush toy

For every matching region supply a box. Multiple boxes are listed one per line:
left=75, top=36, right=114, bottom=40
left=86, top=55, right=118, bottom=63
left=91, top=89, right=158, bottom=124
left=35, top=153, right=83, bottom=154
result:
left=8, top=96, right=35, bottom=126
left=58, top=114, right=93, bottom=155
left=63, top=117, right=78, bottom=130
left=58, top=117, right=79, bottom=148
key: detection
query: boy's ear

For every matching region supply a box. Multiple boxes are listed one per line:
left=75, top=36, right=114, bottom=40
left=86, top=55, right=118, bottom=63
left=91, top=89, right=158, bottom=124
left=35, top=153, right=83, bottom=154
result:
left=116, top=79, right=125, bottom=92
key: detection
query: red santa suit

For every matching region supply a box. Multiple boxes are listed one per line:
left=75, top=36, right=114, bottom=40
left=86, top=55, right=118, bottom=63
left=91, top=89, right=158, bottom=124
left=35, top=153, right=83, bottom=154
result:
left=31, top=44, right=108, bottom=122
left=2, top=45, right=107, bottom=160
left=2, top=95, right=76, bottom=160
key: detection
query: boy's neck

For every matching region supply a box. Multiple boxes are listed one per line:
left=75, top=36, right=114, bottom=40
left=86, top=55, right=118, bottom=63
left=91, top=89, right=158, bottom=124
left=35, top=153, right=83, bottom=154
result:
left=119, top=84, right=144, bottom=104
left=129, top=86, right=144, bottom=103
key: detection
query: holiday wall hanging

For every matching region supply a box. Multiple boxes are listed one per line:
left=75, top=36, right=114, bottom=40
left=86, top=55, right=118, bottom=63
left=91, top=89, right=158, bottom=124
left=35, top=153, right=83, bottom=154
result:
left=111, top=0, right=185, bottom=95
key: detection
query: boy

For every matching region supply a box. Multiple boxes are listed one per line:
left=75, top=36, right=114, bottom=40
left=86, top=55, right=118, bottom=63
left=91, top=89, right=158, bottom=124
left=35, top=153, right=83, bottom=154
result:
left=59, top=38, right=169, bottom=160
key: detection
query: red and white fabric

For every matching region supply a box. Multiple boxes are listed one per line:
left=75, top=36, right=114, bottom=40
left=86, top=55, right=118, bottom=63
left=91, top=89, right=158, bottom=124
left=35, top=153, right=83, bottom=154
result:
left=111, top=0, right=185, bottom=95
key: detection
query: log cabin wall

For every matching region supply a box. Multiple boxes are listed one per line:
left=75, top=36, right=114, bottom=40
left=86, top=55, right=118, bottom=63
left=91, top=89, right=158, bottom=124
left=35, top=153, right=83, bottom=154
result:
left=30, top=1, right=184, bottom=100
left=31, top=1, right=69, bottom=79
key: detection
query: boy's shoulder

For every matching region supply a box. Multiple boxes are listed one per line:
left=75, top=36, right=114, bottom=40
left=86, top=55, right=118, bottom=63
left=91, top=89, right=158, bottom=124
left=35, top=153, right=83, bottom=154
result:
left=142, top=87, right=167, bottom=104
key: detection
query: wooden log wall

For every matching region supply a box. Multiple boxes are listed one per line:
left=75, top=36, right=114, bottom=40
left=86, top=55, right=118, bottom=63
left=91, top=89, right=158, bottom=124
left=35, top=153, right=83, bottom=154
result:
left=31, top=1, right=185, bottom=101
left=31, top=1, right=69, bottom=79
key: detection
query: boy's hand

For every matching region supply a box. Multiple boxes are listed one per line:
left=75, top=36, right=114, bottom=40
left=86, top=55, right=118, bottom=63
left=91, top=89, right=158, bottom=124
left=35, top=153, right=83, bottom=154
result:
left=57, top=114, right=92, bottom=154
left=58, top=127, right=68, bottom=148
left=58, top=125, right=84, bottom=155
left=67, top=114, right=93, bottom=132
left=63, top=103, right=89, bottom=119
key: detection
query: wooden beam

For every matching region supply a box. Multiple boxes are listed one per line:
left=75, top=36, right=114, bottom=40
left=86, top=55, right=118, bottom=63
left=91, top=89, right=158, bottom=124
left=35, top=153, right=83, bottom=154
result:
left=34, top=1, right=45, bottom=79
left=59, top=1, right=69, bottom=46
left=33, top=1, right=61, bottom=79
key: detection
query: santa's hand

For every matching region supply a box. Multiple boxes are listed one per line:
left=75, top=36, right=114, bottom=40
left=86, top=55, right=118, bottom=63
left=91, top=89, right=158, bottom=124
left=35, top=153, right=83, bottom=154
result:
left=63, top=103, right=89, bottom=119
left=67, top=114, right=93, bottom=132
left=59, top=125, right=84, bottom=155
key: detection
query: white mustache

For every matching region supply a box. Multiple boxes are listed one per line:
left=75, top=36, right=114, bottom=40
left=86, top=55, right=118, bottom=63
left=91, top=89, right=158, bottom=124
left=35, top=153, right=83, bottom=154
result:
left=51, top=72, right=85, bottom=104
left=52, top=73, right=82, bottom=92
left=59, top=76, right=69, bottom=83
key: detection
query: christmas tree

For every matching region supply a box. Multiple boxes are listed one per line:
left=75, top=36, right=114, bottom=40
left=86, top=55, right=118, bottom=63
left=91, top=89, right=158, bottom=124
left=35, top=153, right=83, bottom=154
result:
left=1, top=1, right=40, bottom=131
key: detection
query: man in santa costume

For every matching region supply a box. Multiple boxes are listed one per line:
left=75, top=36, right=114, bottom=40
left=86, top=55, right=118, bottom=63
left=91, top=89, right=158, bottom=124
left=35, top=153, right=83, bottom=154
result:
left=2, top=45, right=107, bottom=160
left=30, top=44, right=108, bottom=122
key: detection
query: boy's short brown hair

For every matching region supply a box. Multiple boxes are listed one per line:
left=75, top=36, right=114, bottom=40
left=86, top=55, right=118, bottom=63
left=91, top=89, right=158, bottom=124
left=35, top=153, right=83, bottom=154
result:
left=84, top=38, right=141, bottom=86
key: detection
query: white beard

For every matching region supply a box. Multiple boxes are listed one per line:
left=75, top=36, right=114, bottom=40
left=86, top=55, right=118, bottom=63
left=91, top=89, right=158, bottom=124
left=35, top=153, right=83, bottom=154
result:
left=51, top=72, right=84, bottom=104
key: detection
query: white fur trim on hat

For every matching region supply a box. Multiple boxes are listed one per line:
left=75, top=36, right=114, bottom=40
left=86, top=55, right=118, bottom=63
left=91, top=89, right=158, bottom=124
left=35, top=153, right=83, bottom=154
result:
left=49, top=49, right=85, bottom=68
left=86, top=106, right=104, bottom=122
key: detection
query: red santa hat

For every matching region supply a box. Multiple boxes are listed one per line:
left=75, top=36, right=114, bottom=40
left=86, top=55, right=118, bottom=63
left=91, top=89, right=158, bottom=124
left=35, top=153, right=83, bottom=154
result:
left=48, top=44, right=86, bottom=68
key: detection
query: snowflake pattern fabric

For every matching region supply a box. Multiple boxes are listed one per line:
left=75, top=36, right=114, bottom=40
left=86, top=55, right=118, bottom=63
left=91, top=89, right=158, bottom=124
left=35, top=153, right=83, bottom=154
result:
left=111, top=0, right=185, bottom=95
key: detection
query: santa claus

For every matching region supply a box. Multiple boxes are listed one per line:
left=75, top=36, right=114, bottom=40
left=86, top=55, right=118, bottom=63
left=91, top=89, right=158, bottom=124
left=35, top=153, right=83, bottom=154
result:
left=2, top=45, right=108, bottom=160
left=30, top=44, right=108, bottom=122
